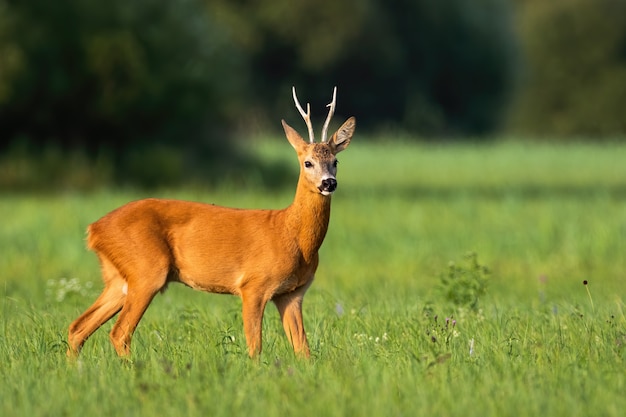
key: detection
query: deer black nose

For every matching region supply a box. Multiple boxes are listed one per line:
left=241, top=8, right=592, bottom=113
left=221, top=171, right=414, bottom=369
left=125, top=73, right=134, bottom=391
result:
left=320, top=178, right=337, bottom=193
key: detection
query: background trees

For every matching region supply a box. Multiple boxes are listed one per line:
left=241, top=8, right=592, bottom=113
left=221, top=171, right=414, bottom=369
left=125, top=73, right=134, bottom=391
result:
left=508, top=0, right=626, bottom=138
left=0, top=0, right=625, bottom=186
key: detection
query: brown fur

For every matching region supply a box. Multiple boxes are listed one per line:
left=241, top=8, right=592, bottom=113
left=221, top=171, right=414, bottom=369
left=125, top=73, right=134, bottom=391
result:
left=67, top=116, right=355, bottom=358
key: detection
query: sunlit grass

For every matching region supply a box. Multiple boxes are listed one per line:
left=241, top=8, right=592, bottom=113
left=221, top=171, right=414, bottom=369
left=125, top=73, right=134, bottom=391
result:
left=1, top=141, right=625, bottom=416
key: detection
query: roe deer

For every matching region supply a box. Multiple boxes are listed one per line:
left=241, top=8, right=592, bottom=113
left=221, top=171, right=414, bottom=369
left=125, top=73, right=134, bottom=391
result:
left=67, top=87, right=355, bottom=358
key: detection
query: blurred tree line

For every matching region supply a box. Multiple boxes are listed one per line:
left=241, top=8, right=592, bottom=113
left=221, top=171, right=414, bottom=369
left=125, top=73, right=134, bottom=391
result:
left=0, top=0, right=625, bottom=186
left=510, top=0, right=626, bottom=137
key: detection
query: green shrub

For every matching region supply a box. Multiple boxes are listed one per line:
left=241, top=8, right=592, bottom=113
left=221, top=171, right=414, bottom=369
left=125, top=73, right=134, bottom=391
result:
left=439, top=252, right=490, bottom=310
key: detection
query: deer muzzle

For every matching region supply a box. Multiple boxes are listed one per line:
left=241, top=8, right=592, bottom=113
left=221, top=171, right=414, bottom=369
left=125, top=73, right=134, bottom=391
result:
left=319, top=178, right=337, bottom=195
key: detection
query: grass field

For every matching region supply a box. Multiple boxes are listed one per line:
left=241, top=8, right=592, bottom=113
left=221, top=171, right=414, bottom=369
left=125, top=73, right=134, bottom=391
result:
left=1, top=140, right=625, bottom=416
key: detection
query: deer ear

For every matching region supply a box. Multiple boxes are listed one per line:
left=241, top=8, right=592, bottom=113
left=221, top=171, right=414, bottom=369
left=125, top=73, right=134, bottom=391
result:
left=282, top=120, right=307, bottom=151
left=329, top=117, right=355, bottom=154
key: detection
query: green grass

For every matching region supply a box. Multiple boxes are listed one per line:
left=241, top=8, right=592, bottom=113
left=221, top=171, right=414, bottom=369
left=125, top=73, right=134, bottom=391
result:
left=1, top=140, right=625, bottom=416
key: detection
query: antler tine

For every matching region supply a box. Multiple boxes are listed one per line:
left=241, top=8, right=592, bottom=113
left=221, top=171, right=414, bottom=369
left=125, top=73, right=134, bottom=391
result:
left=292, top=86, right=315, bottom=143
left=321, top=86, right=337, bottom=143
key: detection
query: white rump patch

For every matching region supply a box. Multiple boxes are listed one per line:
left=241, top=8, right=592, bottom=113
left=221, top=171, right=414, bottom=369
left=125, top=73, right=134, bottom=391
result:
left=122, top=283, right=128, bottom=295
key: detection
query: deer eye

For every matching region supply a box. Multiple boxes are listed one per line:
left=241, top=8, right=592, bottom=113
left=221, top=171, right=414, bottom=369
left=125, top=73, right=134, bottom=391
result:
left=333, top=160, right=339, bottom=168
left=304, top=161, right=313, bottom=168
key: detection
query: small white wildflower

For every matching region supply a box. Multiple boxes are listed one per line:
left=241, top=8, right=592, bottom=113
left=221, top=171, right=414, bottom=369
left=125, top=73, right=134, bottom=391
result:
left=46, top=277, right=94, bottom=302
left=469, top=338, right=475, bottom=356
left=353, top=333, right=369, bottom=345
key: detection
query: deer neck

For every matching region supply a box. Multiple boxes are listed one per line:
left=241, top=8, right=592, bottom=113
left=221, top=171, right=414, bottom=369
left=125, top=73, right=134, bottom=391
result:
left=284, top=178, right=332, bottom=262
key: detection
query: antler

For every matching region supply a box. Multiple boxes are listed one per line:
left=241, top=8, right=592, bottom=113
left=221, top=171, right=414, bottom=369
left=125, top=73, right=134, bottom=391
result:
left=321, top=86, right=337, bottom=143
left=292, top=87, right=315, bottom=143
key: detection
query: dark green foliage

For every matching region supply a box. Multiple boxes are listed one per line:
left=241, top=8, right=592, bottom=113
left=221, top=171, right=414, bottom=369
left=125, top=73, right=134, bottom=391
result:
left=1, top=0, right=625, bottom=189
left=509, top=0, right=626, bottom=137
left=354, top=0, right=518, bottom=135
left=0, top=1, right=518, bottom=151
left=217, top=0, right=519, bottom=136
left=0, top=0, right=245, bottom=161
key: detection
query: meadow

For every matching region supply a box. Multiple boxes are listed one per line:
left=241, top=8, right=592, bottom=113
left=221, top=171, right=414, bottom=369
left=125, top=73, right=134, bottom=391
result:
left=1, top=140, right=625, bottom=416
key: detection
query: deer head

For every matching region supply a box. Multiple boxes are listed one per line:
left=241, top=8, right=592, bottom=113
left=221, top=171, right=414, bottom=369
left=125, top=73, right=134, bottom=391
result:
left=282, top=87, right=356, bottom=196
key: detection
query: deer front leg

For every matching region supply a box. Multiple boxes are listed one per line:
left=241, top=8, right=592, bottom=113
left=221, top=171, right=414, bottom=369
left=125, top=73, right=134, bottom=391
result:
left=241, top=291, right=268, bottom=357
left=273, top=287, right=311, bottom=358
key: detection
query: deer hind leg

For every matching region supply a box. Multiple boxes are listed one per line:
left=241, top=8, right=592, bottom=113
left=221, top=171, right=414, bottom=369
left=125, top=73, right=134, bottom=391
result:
left=67, top=258, right=126, bottom=357
left=273, top=285, right=311, bottom=358
left=108, top=263, right=169, bottom=357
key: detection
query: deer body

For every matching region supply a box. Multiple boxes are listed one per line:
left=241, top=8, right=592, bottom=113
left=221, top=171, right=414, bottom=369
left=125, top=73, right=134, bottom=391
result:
left=67, top=88, right=355, bottom=358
